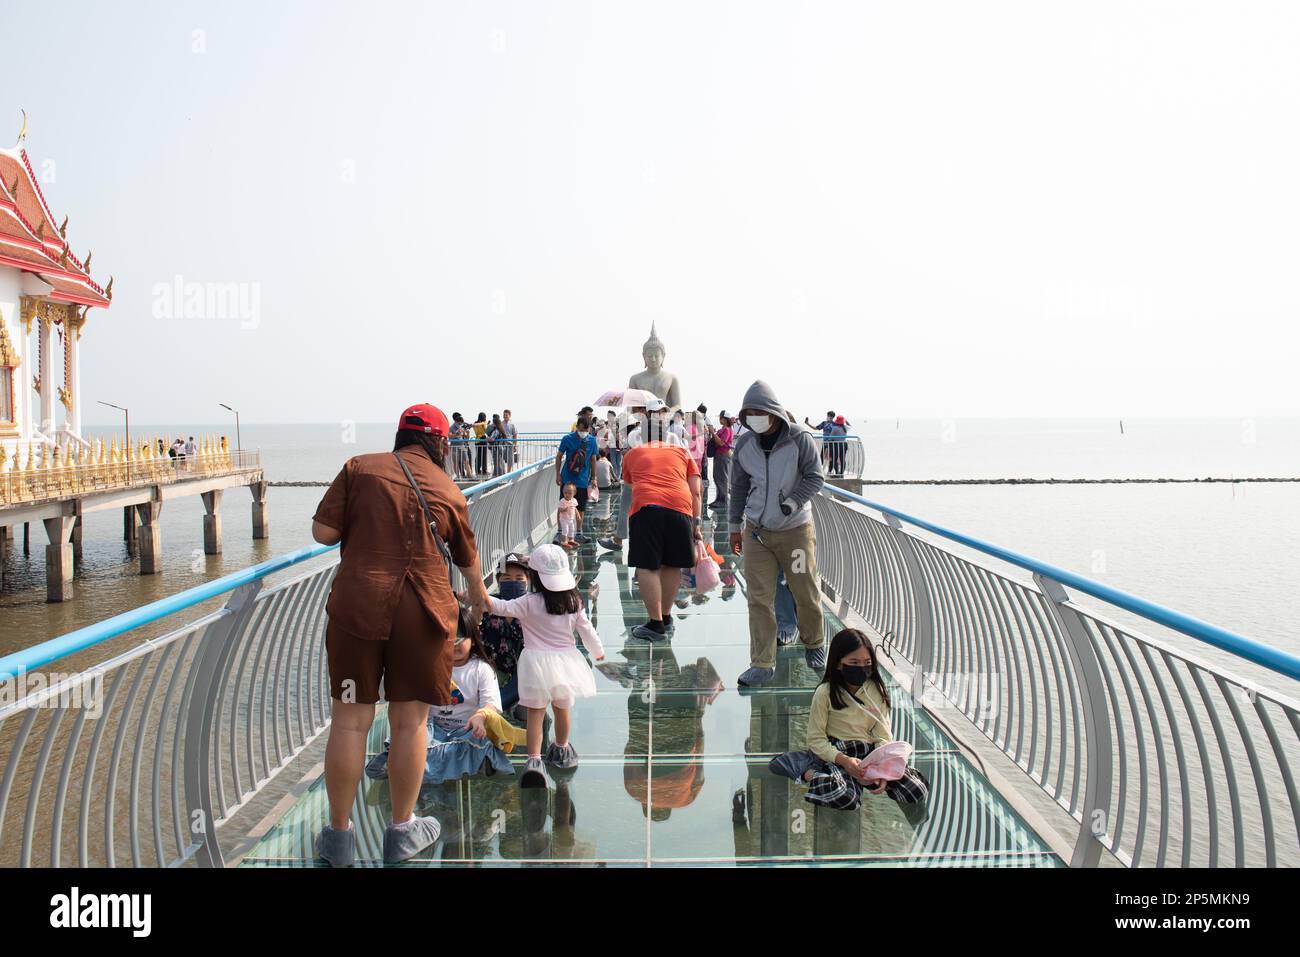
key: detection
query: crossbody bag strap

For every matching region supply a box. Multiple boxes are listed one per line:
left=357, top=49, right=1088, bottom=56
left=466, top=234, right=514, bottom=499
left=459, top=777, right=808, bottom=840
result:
left=393, top=451, right=455, bottom=587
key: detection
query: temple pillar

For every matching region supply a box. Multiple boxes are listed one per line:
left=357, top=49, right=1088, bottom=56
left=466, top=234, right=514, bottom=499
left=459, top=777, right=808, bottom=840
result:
left=44, top=514, right=75, bottom=602
left=136, top=500, right=163, bottom=574
left=202, top=489, right=223, bottom=555
left=37, top=316, right=53, bottom=436
left=124, top=504, right=139, bottom=556
left=67, top=316, right=82, bottom=437
left=250, top=480, right=269, bottom=540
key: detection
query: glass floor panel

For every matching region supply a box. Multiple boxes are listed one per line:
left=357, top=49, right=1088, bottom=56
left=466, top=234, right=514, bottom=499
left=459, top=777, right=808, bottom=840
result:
left=240, top=498, right=1062, bottom=867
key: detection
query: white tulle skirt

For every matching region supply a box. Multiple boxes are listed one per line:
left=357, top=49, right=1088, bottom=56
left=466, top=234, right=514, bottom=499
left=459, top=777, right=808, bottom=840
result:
left=517, top=647, right=596, bottom=708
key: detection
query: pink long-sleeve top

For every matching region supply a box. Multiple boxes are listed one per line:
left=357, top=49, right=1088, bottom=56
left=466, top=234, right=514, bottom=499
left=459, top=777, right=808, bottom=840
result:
left=486, top=593, right=605, bottom=659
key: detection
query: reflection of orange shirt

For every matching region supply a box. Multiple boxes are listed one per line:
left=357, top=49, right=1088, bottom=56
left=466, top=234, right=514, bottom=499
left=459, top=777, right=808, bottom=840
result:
left=620, top=443, right=699, bottom=518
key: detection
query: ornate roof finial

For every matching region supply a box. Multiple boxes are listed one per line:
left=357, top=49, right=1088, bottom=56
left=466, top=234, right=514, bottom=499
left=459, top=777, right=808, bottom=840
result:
left=59, top=245, right=68, bottom=266
left=17, top=108, right=27, bottom=144
left=35, top=222, right=44, bottom=239
left=84, top=250, right=92, bottom=272
left=105, top=276, right=114, bottom=300
left=59, top=215, right=68, bottom=238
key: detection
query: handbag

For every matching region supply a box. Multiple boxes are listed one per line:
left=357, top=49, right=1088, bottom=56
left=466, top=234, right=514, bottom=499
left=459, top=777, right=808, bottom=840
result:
left=693, top=539, right=721, bottom=593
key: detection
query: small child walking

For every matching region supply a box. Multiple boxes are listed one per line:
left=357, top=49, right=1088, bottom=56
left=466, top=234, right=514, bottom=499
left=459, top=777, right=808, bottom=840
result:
left=557, top=482, right=580, bottom=549
left=486, top=544, right=605, bottom=787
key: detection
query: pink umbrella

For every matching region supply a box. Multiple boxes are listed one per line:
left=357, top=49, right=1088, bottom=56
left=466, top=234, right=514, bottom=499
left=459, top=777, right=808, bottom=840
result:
left=593, top=388, right=659, bottom=408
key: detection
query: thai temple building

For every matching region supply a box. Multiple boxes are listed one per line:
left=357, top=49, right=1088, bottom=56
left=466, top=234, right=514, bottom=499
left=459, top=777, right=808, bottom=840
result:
left=0, top=112, right=112, bottom=461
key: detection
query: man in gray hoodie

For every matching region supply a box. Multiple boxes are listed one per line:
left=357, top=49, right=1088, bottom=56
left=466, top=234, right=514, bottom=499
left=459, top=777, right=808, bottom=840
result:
left=728, top=380, right=827, bottom=686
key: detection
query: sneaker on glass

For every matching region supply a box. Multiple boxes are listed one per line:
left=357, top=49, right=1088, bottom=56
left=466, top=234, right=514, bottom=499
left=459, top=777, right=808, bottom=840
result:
left=598, top=537, right=622, bottom=552
left=776, top=628, right=799, bottom=646
left=737, top=666, right=776, bottom=688
left=805, top=645, right=828, bottom=673
left=630, top=623, right=667, bottom=642
left=520, top=755, right=553, bottom=789
left=382, top=815, right=441, bottom=864
left=546, top=741, right=580, bottom=770
left=314, top=823, right=356, bottom=868
left=769, top=750, right=820, bottom=782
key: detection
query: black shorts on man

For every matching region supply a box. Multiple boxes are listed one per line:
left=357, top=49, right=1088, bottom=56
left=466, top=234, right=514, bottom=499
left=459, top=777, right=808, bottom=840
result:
left=627, top=504, right=695, bottom=570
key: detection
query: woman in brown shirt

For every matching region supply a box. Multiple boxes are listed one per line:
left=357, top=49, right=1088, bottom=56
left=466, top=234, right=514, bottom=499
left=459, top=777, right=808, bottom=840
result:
left=311, top=403, right=488, bottom=866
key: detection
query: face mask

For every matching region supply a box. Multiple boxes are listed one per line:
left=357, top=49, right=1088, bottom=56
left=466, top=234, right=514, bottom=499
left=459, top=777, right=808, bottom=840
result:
left=498, top=580, right=528, bottom=600
left=745, top=414, right=771, bottom=433
left=578, top=430, right=589, bottom=438
left=841, top=663, right=873, bottom=685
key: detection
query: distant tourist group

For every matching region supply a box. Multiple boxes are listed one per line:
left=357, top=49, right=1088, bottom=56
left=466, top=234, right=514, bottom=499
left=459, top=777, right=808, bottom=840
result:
left=448, top=410, right=518, bottom=479
left=308, top=391, right=923, bottom=867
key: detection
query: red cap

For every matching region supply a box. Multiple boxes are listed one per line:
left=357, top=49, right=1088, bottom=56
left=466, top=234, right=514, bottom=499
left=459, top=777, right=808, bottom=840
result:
left=835, top=415, right=846, bottom=425
left=398, top=403, right=449, bottom=436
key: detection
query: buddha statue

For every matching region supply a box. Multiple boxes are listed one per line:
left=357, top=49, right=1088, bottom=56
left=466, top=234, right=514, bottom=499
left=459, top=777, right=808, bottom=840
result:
left=628, top=322, right=682, bottom=408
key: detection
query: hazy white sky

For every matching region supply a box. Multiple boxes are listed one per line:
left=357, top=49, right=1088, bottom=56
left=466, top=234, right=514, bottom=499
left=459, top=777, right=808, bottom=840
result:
left=7, top=0, right=1299, bottom=425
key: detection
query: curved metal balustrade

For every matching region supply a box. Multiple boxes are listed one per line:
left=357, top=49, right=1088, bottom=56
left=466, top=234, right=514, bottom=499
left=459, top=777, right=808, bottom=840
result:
left=0, top=460, right=556, bottom=867
left=4, top=451, right=1297, bottom=867
left=811, top=486, right=1300, bottom=868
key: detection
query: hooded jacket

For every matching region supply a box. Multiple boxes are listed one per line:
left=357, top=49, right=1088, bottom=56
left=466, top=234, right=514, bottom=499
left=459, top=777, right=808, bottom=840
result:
left=728, top=380, right=825, bottom=532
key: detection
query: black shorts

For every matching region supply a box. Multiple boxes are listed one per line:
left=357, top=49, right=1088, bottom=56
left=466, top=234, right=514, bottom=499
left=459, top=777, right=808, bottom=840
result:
left=628, top=505, right=695, bottom=570
left=560, top=484, right=589, bottom=513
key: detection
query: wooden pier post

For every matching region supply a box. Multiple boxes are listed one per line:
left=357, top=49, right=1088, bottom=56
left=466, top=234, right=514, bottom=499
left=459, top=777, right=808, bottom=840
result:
left=23, top=521, right=30, bottom=555
left=43, top=514, right=76, bottom=602
left=136, top=501, right=163, bottom=575
left=250, top=480, right=269, bottom=540
left=202, top=489, right=223, bottom=555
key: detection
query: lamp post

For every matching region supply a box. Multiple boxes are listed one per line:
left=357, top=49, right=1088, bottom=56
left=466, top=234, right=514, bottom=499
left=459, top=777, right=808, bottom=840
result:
left=97, top=399, right=130, bottom=483
left=219, top=403, right=242, bottom=455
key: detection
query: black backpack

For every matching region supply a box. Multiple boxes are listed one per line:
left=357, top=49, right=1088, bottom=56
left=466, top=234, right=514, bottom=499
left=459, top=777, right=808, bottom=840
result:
left=567, top=440, right=588, bottom=476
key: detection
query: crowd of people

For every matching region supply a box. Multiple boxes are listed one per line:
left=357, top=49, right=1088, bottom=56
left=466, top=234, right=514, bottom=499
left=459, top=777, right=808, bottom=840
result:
left=308, top=394, right=922, bottom=867
left=448, top=410, right=519, bottom=479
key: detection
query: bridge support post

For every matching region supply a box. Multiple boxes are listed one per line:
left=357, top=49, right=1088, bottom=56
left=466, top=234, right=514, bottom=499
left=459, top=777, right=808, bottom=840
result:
left=250, top=480, right=269, bottom=540
left=43, top=514, right=76, bottom=602
left=136, top=500, right=163, bottom=575
left=71, top=504, right=83, bottom=563
left=1033, top=573, right=1114, bottom=868
left=202, top=489, right=223, bottom=555
left=124, top=505, right=138, bottom=557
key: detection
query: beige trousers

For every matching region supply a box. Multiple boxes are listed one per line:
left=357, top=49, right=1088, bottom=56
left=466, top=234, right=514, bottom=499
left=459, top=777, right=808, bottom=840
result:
left=742, top=519, right=824, bottom=669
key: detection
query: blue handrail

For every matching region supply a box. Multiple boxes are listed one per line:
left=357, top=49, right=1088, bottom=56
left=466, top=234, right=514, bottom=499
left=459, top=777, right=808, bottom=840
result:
left=821, top=484, right=1300, bottom=682
left=0, top=458, right=552, bottom=682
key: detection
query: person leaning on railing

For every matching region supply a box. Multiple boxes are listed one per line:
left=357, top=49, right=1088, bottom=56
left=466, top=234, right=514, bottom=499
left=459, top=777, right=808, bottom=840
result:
left=310, top=403, right=489, bottom=867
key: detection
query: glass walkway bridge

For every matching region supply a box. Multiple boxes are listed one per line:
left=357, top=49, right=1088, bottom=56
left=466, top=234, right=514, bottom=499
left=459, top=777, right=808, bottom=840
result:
left=2, top=457, right=1297, bottom=868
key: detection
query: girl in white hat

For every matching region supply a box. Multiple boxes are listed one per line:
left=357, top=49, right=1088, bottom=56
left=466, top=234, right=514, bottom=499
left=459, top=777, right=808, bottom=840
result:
left=486, top=543, right=606, bottom=786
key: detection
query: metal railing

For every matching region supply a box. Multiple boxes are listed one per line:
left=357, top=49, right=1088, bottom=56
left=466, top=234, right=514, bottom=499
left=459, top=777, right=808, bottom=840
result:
left=0, top=459, right=556, bottom=867
left=810, top=485, right=1300, bottom=867
left=444, top=437, right=558, bottom=483
left=810, top=434, right=865, bottom=478
left=0, top=443, right=261, bottom=507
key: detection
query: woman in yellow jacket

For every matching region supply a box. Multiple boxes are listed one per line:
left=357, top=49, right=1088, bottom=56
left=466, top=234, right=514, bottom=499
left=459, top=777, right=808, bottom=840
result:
left=769, top=628, right=928, bottom=809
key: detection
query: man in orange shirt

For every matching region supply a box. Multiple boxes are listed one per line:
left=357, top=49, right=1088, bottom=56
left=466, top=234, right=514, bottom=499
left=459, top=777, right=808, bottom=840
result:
left=619, top=399, right=702, bottom=640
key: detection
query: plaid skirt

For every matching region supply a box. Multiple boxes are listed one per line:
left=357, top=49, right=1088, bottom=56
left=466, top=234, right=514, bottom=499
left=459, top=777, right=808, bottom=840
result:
left=804, top=738, right=929, bottom=811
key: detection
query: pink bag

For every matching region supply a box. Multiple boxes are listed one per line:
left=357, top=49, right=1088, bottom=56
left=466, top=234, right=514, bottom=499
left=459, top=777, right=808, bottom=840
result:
left=588, top=482, right=599, bottom=503
left=693, top=540, right=720, bottom=593
left=860, top=741, right=914, bottom=785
